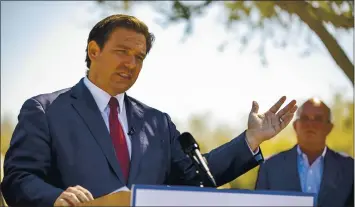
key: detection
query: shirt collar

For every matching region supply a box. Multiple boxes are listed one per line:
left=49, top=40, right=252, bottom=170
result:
left=297, top=145, right=327, bottom=158
left=83, top=77, right=125, bottom=113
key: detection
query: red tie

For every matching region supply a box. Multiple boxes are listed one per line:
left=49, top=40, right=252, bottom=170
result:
left=108, top=97, right=130, bottom=183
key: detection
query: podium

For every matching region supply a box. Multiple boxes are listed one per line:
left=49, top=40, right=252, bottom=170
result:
left=78, top=191, right=130, bottom=206
left=80, top=185, right=315, bottom=206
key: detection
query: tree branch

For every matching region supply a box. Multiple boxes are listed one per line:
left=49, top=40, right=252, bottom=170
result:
left=277, top=1, right=354, bottom=85
left=310, top=1, right=354, bottom=29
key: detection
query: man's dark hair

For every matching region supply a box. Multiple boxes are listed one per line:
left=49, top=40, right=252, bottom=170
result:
left=85, top=14, right=155, bottom=70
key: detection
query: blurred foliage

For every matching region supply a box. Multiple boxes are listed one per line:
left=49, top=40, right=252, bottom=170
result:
left=1, top=115, right=11, bottom=206
left=0, top=94, right=353, bottom=191
left=1, top=114, right=13, bottom=156
left=96, top=0, right=354, bottom=84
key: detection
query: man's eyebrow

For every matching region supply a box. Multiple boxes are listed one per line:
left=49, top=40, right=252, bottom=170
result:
left=115, top=44, right=130, bottom=49
left=114, top=44, right=146, bottom=58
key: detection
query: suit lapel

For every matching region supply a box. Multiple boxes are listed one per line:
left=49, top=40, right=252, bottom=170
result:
left=317, top=149, right=341, bottom=206
left=284, top=146, right=302, bottom=191
left=124, top=95, right=146, bottom=187
left=70, top=79, right=126, bottom=185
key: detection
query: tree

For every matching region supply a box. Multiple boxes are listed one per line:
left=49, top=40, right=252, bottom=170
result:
left=96, top=0, right=354, bottom=85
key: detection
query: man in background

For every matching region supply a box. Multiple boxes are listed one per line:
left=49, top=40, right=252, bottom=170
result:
left=255, top=98, right=354, bottom=207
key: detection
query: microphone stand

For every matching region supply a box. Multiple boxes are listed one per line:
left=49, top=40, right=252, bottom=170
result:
left=180, top=137, right=217, bottom=188
left=191, top=157, right=205, bottom=187
left=188, top=154, right=214, bottom=188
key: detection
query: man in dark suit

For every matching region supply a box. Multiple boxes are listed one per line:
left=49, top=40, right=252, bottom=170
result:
left=255, top=98, right=354, bottom=207
left=1, top=14, right=297, bottom=207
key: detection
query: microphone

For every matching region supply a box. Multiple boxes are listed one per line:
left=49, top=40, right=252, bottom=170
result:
left=178, top=132, right=217, bottom=187
left=127, top=127, right=135, bottom=135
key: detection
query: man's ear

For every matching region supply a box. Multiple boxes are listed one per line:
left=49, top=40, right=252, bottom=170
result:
left=293, top=120, right=297, bottom=131
left=88, top=41, right=101, bottom=62
left=325, top=122, right=334, bottom=136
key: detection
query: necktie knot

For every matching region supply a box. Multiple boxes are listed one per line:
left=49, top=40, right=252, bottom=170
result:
left=109, top=97, right=119, bottom=113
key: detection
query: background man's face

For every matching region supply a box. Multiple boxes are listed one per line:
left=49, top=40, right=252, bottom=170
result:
left=293, top=102, right=333, bottom=148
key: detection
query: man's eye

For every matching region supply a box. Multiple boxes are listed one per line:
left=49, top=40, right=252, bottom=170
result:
left=314, top=116, right=324, bottom=122
left=137, top=56, right=144, bottom=62
left=115, top=49, right=128, bottom=54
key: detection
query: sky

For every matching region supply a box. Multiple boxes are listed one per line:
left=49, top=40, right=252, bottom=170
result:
left=1, top=1, right=353, bottom=131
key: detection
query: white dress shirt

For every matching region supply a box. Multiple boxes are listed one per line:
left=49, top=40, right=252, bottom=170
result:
left=83, top=77, right=132, bottom=159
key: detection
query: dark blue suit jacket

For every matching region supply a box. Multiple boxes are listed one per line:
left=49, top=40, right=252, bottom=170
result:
left=2, top=78, right=263, bottom=206
left=255, top=145, right=354, bottom=207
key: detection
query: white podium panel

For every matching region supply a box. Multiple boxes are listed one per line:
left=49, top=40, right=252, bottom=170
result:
left=131, top=185, right=315, bottom=206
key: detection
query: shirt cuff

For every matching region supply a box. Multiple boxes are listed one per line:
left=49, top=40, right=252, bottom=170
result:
left=244, top=131, right=263, bottom=163
left=245, top=136, right=260, bottom=155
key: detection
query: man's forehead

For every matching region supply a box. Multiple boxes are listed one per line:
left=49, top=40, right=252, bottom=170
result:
left=122, top=36, right=145, bottom=46
left=123, top=35, right=145, bottom=42
left=296, top=99, right=332, bottom=121
left=112, top=38, right=146, bottom=56
left=111, top=29, right=146, bottom=44
left=299, top=103, right=328, bottom=115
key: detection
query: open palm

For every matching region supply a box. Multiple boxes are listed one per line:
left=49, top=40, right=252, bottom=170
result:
left=247, top=96, right=298, bottom=144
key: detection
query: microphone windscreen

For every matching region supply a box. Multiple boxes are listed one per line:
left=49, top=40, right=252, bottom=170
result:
left=178, top=132, right=199, bottom=153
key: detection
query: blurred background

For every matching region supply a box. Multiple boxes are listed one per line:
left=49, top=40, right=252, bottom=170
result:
left=1, top=0, right=353, bottom=192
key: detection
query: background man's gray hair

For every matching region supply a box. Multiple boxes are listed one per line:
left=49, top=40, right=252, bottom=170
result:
left=295, top=97, right=333, bottom=123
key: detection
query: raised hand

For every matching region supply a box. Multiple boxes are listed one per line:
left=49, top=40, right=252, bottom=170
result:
left=246, top=96, right=298, bottom=150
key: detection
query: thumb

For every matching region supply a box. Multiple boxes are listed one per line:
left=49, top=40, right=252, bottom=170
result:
left=251, top=101, right=259, bottom=113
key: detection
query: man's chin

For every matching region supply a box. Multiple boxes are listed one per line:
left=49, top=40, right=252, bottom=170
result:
left=303, top=138, right=323, bottom=146
left=113, top=85, right=132, bottom=94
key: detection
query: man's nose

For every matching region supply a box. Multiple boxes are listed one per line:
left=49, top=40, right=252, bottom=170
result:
left=303, top=121, right=314, bottom=128
left=124, top=55, right=136, bottom=69
left=303, top=120, right=321, bottom=129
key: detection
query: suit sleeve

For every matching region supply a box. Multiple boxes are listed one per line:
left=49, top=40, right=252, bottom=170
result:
left=255, top=162, right=269, bottom=190
left=164, top=113, right=262, bottom=187
left=1, top=98, right=63, bottom=207
left=345, top=182, right=354, bottom=207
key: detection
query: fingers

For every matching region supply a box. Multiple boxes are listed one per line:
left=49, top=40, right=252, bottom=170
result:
left=279, top=104, right=297, bottom=123
left=276, top=100, right=297, bottom=118
left=270, top=114, right=279, bottom=130
left=270, top=102, right=297, bottom=133
left=75, top=185, right=94, bottom=201
left=54, top=198, right=70, bottom=206
left=54, top=185, right=94, bottom=207
left=279, top=113, right=295, bottom=130
left=61, top=191, right=81, bottom=206
left=268, top=96, right=286, bottom=114
left=66, top=187, right=91, bottom=203
left=290, top=105, right=298, bottom=113
left=251, top=101, right=259, bottom=113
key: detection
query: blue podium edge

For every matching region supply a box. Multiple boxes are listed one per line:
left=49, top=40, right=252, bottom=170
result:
left=131, top=184, right=316, bottom=206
